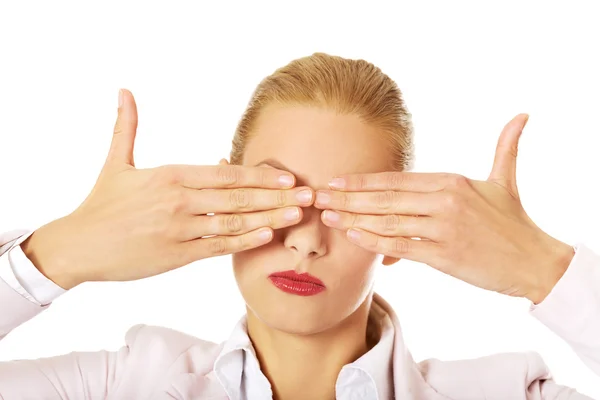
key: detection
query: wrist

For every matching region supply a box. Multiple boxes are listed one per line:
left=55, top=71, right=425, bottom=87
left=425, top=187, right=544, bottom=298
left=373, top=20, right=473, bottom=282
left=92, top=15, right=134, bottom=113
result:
left=20, top=216, right=84, bottom=290
left=527, top=239, right=574, bottom=305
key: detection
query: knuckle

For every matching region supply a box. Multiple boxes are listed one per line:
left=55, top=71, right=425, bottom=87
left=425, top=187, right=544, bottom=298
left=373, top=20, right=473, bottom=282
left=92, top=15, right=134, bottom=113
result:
left=152, top=213, right=174, bottom=238
left=223, top=214, right=244, bottom=233
left=265, top=210, right=276, bottom=227
left=442, top=244, right=460, bottom=266
left=447, top=224, right=461, bottom=242
left=209, top=237, right=228, bottom=255
left=168, top=216, right=191, bottom=241
left=259, top=170, right=270, bottom=187
left=386, top=172, right=403, bottom=189
left=216, top=166, right=240, bottom=186
left=436, top=220, right=454, bottom=240
left=236, top=234, right=249, bottom=251
left=504, top=143, right=518, bottom=158
left=356, top=174, right=368, bottom=190
left=229, top=189, right=251, bottom=210
left=392, top=237, right=410, bottom=254
left=276, top=190, right=287, bottom=207
left=155, top=165, right=180, bottom=185
left=165, top=223, right=181, bottom=241
left=375, top=190, right=396, bottom=210
left=383, top=214, right=401, bottom=233
left=339, top=192, right=350, bottom=209
left=442, top=192, right=463, bottom=212
left=447, top=174, right=469, bottom=190
left=350, top=212, right=359, bottom=228
left=165, top=188, right=187, bottom=215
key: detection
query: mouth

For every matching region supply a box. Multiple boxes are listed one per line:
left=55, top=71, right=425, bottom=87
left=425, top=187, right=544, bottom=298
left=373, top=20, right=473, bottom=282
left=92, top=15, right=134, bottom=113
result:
left=268, top=270, right=326, bottom=296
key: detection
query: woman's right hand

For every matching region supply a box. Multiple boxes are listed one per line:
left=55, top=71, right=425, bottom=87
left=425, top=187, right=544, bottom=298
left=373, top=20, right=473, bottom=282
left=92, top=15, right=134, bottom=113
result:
left=20, top=89, right=314, bottom=290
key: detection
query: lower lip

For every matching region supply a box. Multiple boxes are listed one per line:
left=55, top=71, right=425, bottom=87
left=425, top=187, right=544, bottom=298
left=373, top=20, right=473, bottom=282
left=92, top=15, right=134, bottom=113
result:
left=269, top=277, right=326, bottom=296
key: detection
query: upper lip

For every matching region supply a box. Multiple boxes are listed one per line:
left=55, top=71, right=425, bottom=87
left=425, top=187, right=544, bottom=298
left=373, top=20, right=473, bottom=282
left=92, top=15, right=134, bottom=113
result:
left=268, top=270, right=326, bottom=287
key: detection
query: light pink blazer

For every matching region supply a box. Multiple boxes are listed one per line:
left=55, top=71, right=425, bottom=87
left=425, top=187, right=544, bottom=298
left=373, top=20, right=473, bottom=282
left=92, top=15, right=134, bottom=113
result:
left=0, top=230, right=599, bottom=399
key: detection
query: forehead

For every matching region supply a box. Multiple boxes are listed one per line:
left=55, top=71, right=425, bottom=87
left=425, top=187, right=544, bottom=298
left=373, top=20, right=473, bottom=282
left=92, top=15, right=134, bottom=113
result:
left=242, top=105, right=392, bottom=188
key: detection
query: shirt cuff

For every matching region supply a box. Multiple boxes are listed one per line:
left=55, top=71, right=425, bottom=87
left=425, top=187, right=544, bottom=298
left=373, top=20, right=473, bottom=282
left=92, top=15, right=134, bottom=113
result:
left=0, top=230, right=66, bottom=306
left=530, top=243, right=600, bottom=345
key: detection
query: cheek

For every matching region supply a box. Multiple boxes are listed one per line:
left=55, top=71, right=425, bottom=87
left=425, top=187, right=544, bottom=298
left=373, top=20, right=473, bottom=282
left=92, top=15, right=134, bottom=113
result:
left=231, top=242, right=281, bottom=290
left=328, top=238, right=380, bottom=292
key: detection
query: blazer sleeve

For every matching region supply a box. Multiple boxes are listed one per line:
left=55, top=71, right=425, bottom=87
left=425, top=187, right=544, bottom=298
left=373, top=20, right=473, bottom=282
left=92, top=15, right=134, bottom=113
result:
left=0, top=325, right=143, bottom=400
left=418, top=352, right=593, bottom=399
left=0, top=229, right=51, bottom=340
left=530, top=243, right=600, bottom=376
left=0, top=229, right=140, bottom=399
left=419, top=242, right=600, bottom=399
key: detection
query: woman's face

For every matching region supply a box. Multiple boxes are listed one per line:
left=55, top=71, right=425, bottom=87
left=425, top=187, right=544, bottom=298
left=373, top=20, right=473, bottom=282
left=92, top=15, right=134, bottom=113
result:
left=233, top=104, right=394, bottom=335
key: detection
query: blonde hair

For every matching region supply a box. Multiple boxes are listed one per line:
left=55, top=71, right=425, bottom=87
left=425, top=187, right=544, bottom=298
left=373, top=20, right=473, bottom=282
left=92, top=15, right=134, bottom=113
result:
left=230, top=52, right=414, bottom=170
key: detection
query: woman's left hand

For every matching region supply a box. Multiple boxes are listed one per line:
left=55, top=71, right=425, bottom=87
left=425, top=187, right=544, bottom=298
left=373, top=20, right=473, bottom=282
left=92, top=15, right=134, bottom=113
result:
left=314, top=114, right=574, bottom=304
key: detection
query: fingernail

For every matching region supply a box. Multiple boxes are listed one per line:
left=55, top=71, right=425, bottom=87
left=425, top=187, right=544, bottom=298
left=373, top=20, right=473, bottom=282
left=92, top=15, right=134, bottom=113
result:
left=324, top=210, right=340, bottom=222
left=279, top=174, right=294, bottom=188
left=296, top=189, right=313, bottom=203
left=118, top=89, right=123, bottom=108
left=329, top=178, right=346, bottom=189
left=284, top=207, right=300, bottom=221
left=347, top=229, right=361, bottom=241
left=316, top=191, right=330, bottom=205
left=259, top=228, right=272, bottom=242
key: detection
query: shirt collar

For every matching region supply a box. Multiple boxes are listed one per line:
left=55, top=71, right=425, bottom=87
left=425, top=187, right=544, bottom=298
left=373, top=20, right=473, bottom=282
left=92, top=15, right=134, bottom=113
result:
left=336, top=298, right=394, bottom=400
left=212, top=317, right=272, bottom=400
left=212, top=296, right=394, bottom=400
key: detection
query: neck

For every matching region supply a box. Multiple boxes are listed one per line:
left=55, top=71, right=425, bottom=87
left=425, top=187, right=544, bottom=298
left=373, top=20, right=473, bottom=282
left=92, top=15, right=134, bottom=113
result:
left=247, top=296, right=375, bottom=400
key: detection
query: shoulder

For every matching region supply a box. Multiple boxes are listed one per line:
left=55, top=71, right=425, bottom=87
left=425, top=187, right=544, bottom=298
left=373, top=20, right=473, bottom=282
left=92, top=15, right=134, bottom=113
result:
left=418, top=351, right=553, bottom=398
left=123, top=324, right=224, bottom=371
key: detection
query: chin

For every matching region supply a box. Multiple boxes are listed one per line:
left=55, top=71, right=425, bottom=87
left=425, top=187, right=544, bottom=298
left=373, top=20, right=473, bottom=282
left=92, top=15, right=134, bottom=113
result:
left=247, top=290, right=366, bottom=336
left=251, top=308, right=339, bottom=336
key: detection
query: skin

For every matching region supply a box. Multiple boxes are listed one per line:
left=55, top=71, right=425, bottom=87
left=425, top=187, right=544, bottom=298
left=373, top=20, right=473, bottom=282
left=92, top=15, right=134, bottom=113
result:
left=21, top=89, right=574, bottom=399
left=232, top=104, right=394, bottom=400
left=21, top=91, right=314, bottom=290
left=314, top=114, right=574, bottom=304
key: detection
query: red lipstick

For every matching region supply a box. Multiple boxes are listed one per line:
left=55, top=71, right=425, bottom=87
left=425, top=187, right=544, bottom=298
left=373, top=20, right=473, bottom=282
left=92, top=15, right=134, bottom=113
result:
left=268, top=270, right=326, bottom=296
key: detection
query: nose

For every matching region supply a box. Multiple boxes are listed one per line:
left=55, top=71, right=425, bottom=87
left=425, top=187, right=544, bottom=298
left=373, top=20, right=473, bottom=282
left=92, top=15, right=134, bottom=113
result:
left=283, top=207, right=327, bottom=260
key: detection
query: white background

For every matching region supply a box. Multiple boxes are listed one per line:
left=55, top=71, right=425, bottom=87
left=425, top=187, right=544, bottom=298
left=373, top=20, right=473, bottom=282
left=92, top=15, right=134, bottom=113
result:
left=1, top=1, right=599, bottom=397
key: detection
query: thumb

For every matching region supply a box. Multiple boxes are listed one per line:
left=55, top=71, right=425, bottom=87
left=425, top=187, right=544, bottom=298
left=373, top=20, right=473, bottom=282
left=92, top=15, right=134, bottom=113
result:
left=105, top=89, right=138, bottom=169
left=488, top=113, right=529, bottom=197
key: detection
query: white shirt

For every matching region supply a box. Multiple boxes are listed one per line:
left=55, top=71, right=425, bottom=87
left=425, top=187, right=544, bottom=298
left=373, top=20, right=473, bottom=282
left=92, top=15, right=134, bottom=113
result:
left=0, top=229, right=394, bottom=399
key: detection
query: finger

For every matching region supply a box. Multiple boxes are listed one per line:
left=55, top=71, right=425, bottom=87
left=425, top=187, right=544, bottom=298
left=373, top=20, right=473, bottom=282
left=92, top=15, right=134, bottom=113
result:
left=186, top=227, right=273, bottom=260
left=105, top=89, right=138, bottom=169
left=346, top=228, right=439, bottom=264
left=314, top=189, right=440, bottom=216
left=488, top=113, right=529, bottom=197
left=328, top=171, right=455, bottom=192
left=321, top=210, right=438, bottom=240
left=180, top=207, right=302, bottom=240
left=186, top=186, right=314, bottom=214
left=169, top=164, right=296, bottom=190
left=218, top=158, right=229, bottom=165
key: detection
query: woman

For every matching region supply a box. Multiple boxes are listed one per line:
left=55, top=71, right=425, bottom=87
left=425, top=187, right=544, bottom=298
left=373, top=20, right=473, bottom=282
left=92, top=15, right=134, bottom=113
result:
left=0, top=54, right=598, bottom=399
